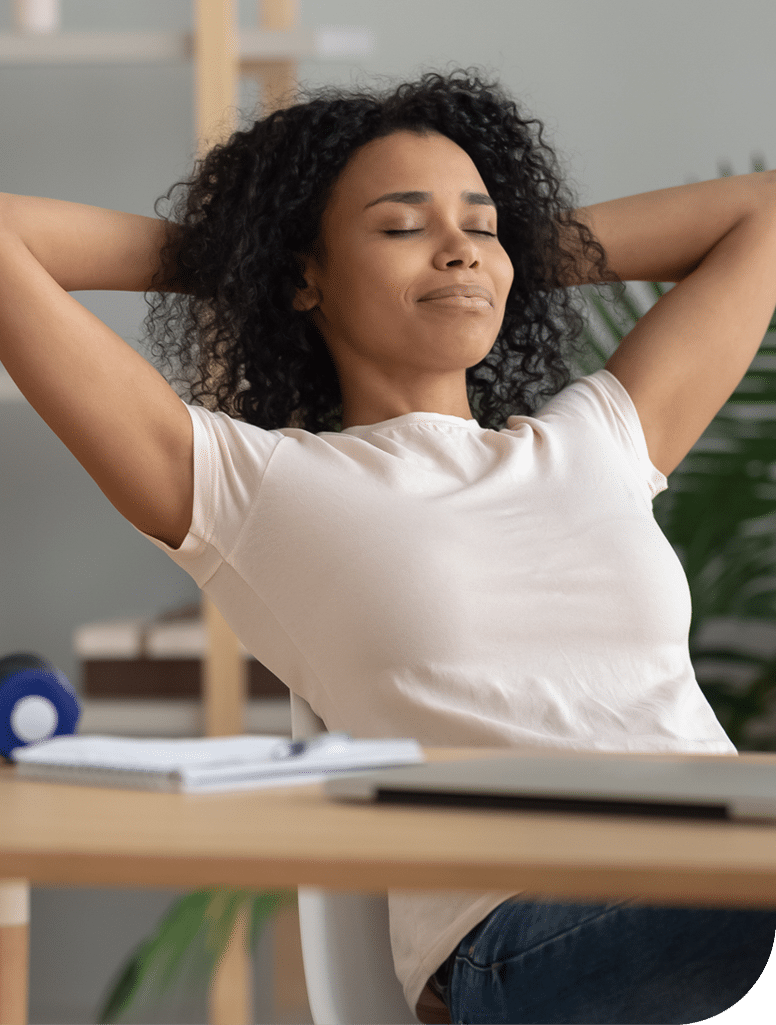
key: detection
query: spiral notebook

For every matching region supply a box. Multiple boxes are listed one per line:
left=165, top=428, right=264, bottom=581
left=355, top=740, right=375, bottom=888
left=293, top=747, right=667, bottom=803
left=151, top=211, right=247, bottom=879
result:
left=10, top=733, right=425, bottom=792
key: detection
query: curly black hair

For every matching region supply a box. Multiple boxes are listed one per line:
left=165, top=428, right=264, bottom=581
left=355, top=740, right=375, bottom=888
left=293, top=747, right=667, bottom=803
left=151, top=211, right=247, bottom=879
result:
left=144, top=66, right=619, bottom=433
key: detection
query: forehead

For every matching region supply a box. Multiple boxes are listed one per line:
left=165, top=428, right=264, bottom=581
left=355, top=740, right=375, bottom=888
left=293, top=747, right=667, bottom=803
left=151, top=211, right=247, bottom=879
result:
left=330, top=130, right=488, bottom=210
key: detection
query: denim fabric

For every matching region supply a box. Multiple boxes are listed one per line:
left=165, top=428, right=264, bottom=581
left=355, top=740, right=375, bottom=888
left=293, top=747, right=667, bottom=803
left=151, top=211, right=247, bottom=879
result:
left=436, top=896, right=776, bottom=1024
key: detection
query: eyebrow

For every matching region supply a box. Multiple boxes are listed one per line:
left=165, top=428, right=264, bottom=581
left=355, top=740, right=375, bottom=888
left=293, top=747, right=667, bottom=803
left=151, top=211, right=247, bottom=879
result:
left=364, top=190, right=496, bottom=210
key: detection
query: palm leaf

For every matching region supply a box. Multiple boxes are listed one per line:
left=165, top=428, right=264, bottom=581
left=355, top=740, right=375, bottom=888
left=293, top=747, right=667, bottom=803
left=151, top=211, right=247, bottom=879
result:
left=95, top=887, right=297, bottom=1023
left=573, top=154, right=776, bottom=749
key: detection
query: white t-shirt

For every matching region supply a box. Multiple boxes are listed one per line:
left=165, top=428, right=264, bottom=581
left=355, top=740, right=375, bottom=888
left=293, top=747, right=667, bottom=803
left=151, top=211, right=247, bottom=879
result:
left=139, top=368, right=736, bottom=1018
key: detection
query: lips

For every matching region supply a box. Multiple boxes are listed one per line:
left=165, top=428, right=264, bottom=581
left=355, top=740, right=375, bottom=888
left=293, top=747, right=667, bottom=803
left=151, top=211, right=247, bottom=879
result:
left=420, top=284, right=493, bottom=305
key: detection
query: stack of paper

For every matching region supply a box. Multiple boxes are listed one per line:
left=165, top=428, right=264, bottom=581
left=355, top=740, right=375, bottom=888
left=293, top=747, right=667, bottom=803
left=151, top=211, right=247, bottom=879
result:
left=10, top=733, right=425, bottom=792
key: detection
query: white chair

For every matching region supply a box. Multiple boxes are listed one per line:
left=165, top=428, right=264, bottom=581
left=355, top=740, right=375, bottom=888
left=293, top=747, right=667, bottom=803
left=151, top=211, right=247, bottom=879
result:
left=290, top=690, right=421, bottom=1024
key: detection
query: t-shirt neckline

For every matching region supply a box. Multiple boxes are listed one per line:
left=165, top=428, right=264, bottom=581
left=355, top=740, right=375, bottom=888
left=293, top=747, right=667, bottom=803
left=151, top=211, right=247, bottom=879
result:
left=341, top=411, right=479, bottom=437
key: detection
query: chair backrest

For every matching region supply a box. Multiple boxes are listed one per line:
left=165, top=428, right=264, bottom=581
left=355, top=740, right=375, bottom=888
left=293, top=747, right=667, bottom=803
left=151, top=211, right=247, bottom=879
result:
left=290, top=690, right=419, bottom=1025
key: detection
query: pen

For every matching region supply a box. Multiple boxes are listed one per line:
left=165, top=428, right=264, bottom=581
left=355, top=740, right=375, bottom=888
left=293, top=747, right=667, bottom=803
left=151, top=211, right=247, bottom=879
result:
left=270, top=732, right=353, bottom=760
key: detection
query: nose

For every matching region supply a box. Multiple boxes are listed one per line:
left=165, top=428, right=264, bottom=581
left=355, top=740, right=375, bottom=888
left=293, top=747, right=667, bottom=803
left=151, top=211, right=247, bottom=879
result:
left=434, top=227, right=480, bottom=269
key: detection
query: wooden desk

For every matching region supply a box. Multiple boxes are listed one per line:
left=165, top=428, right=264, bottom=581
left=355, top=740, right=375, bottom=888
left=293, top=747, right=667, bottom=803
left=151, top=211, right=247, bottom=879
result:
left=3, top=747, right=776, bottom=1024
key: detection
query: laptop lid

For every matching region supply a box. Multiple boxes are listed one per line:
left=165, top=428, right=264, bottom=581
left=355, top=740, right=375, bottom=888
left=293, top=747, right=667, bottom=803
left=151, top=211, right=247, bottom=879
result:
left=323, top=752, right=776, bottom=823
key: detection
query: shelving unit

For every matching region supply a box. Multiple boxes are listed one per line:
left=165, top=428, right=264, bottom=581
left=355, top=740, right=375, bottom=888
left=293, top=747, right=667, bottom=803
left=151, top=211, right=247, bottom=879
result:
left=0, top=4, right=375, bottom=1023
left=0, top=0, right=373, bottom=735
left=0, top=25, right=372, bottom=63
left=0, top=11, right=373, bottom=407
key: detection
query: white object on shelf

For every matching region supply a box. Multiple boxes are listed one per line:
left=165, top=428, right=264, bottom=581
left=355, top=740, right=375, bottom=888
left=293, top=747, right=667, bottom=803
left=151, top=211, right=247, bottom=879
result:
left=315, top=26, right=375, bottom=58
left=74, top=615, right=251, bottom=659
left=0, top=26, right=375, bottom=65
left=241, top=26, right=375, bottom=60
left=145, top=617, right=210, bottom=658
left=73, top=616, right=147, bottom=659
left=13, top=0, right=60, bottom=34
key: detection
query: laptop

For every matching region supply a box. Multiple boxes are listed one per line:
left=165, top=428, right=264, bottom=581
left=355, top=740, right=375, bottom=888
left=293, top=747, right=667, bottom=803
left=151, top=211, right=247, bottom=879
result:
left=323, top=750, right=776, bottom=823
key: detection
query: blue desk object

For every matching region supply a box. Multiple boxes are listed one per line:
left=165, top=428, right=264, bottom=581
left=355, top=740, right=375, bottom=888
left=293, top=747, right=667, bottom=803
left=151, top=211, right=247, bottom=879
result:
left=0, top=653, right=80, bottom=759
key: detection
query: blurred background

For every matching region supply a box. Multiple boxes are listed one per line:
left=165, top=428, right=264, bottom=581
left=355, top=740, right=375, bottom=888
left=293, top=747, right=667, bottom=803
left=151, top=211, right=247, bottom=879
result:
left=0, top=0, right=774, bottom=1021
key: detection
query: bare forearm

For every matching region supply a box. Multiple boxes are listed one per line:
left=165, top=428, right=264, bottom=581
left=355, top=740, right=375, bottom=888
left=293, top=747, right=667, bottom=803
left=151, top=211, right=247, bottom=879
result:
left=573, top=169, right=776, bottom=284
left=0, top=192, right=184, bottom=293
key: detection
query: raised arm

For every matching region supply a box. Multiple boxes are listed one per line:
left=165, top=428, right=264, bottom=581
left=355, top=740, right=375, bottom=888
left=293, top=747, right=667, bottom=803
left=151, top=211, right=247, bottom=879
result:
left=0, top=193, right=194, bottom=549
left=0, top=192, right=185, bottom=293
left=566, top=171, right=776, bottom=477
left=571, top=171, right=776, bottom=286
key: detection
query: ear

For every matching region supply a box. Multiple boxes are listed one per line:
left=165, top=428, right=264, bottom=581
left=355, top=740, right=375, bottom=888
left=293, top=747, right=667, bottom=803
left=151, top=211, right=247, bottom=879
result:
left=292, top=281, right=321, bottom=313
left=292, top=252, right=322, bottom=313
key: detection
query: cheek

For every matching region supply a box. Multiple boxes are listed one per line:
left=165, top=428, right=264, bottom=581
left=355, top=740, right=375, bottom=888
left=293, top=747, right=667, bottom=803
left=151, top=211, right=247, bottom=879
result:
left=327, top=268, right=405, bottom=329
left=347, top=261, right=409, bottom=311
left=498, top=250, right=515, bottom=294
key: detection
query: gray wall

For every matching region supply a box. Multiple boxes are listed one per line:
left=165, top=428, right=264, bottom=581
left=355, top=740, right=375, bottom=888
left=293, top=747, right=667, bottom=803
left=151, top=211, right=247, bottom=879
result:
left=1, top=1, right=774, bottom=1022
left=2, top=0, right=775, bottom=695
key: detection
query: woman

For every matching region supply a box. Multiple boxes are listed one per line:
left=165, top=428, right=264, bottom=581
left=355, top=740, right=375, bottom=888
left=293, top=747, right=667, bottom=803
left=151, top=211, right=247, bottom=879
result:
left=2, top=68, right=776, bottom=1024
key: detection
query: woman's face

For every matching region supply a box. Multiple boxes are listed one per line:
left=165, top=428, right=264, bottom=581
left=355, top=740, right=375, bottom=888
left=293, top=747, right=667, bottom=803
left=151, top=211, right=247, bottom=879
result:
left=294, top=129, right=514, bottom=427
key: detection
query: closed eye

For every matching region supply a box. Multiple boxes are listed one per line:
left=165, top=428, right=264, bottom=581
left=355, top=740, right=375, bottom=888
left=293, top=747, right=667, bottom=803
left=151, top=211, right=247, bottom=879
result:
left=384, top=229, right=497, bottom=236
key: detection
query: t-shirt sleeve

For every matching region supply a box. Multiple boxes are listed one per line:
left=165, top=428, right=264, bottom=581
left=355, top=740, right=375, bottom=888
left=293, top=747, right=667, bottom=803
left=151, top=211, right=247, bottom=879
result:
left=524, top=369, right=668, bottom=499
left=133, top=404, right=283, bottom=587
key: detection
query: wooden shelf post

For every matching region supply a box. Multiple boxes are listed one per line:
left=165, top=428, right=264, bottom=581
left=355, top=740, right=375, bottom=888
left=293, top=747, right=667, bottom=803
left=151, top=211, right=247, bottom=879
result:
left=0, top=879, right=29, bottom=1025
left=194, top=0, right=245, bottom=742
left=245, top=0, right=300, bottom=113
left=194, top=3, right=250, bottom=1023
left=196, top=2, right=306, bottom=1023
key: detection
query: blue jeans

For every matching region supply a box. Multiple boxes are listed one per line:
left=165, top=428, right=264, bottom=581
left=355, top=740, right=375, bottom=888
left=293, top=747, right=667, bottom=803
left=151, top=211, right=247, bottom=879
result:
left=434, top=896, right=776, bottom=1024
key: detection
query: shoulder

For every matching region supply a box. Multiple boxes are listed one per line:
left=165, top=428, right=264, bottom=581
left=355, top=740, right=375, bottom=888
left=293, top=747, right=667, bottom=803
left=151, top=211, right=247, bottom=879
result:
left=527, top=370, right=667, bottom=498
left=530, top=369, right=633, bottom=426
left=187, top=405, right=286, bottom=457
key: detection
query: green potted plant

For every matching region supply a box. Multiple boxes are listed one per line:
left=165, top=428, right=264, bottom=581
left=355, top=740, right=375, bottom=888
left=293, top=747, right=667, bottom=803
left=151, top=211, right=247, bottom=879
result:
left=96, top=887, right=297, bottom=1022
left=573, top=154, right=776, bottom=751
left=578, top=287, right=776, bottom=750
